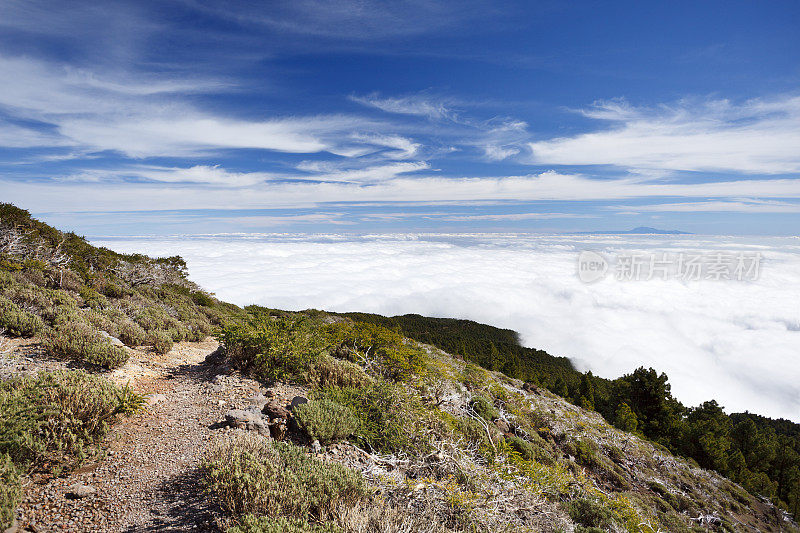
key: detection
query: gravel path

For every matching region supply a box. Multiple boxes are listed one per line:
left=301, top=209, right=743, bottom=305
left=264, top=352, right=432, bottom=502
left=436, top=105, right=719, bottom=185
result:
left=12, top=338, right=272, bottom=533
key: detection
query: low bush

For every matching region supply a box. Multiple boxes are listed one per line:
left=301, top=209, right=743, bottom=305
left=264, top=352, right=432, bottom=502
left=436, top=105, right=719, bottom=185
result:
left=0, top=453, right=20, bottom=531
left=0, top=370, right=141, bottom=471
left=229, top=515, right=342, bottom=533
left=469, top=394, right=499, bottom=421
left=118, top=320, right=147, bottom=346
left=0, top=295, right=43, bottom=337
left=204, top=434, right=366, bottom=523
left=506, top=434, right=538, bottom=462
left=453, top=416, right=497, bottom=455
left=309, top=355, right=371, bottom=389
left=323, top=321, right=427, bottom=381
left=44, top=320, right=129, bottom=368
left=294, top=399, right=359, bottom=444
left=319, top=380, right=417, bottom=453
left=219, top=316, right=327, bottom=384
left=147, top=329, right=174, bottom=354
left=79, top=285, right=108, bottom=309
left=567, top=497, right=614, bottom=530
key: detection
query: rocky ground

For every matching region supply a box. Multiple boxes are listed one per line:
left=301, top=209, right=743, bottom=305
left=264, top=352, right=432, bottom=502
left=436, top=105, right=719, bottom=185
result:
left=1, top=337, right=307, bottom=533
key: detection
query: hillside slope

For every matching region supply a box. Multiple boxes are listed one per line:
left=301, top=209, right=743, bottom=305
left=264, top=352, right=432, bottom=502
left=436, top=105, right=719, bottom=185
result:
left=0, top=203, right=797, bottom=532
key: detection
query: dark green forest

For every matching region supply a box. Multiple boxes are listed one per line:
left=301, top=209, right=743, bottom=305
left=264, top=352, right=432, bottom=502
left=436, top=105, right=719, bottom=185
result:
left=335, top=311, right=800, bottom=518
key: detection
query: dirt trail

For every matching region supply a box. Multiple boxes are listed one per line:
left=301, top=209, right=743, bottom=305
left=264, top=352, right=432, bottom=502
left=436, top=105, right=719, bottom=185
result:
left=11, top=339, right=269, bottom=533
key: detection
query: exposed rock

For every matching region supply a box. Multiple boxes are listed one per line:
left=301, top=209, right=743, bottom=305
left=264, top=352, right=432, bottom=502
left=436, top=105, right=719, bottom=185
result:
left=224, top=409, right=266, bottom=432
left=262, top=400, right=290, bottom=420
left=65, top=483, right=96, bottom=499
left=311, top=440, right=322, bottom=454
left=289, top=396, right=308, bottom=411
left=248, top=392, right=266, bottom=406
left=98, top=331, right=124, bottom=347
left=3, top=516, right=18, bottom=533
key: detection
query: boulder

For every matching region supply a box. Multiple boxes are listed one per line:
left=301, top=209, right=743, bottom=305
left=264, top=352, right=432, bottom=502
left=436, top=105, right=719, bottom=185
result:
left=289, top=396, right=309, bottom=411
left=262, top=400, right=290, bottom=420
left=224, top=409, right=267, bottom=432
left=65, top=483, right=96, bottom=499
left=99, top=331, right=124, bottom=347
left=248, top=392, right=266, bottom=406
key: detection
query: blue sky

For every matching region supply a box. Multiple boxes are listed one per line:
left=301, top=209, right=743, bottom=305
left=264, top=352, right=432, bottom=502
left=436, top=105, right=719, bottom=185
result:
left=1, top=0, right=799, bottom=235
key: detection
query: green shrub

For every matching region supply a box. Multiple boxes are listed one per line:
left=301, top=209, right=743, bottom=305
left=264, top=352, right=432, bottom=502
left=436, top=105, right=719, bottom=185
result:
left=118, top=320, right=147, bottom=346
left=0, top=370, right=140, bottom=471
left=0, top=453, right=20, bottom=531
left=323, top=321, right=427, bottom=381
left=454, top=416, right=496, bottom=454
left=567, top=497, right=614, bottom=529
left=44, top=320, right=129, bottom=368
left=101, top=282, right=126, bottom=298
left=84, top=309, right=120, bottom=337
left=0, top=295, right=43, bottom=337
left=219, top=316, right=327, bottom=384
left=147, top=329, right=174, bottom=354
left=319, top=380, right=416, bottom=453
left=190, top=290, right=215, bottom=307
left=294, top=399, right=359, bottom=444
left=506, top=434, right=537, bottom=462
left=135, top=305, right=176, bottom=332
left=0, top=271, right=14, bottom=288
left=572, top=439, right=600, bottom=468
left=461, top=363, right=490, bottom=390
left=229, top=515, right=342, bottom=533
left=204, top=434, right=365, bottom=523
left=309, top=356, right=371, bottom=389
left=79, top=285, right=108, bottom=309
left=469, top=394, right=499, bottom=421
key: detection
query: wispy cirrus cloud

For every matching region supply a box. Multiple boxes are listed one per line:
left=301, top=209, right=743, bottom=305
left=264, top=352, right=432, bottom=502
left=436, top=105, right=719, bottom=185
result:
left=0, top=54, right=421, bottom=159
left=613, top=199, right=800, bottom=213
left=351, top=92, right=456, bottom=119
left=528, top=96, right=800, bottom=174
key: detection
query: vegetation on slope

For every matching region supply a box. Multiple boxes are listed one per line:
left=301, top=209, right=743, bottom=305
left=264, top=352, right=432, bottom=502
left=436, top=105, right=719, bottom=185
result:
left=0, top=203, right=242, bottom=367
left=210, top=309, right=798, bottom=532
left=336, top=311, right=800, bottom=519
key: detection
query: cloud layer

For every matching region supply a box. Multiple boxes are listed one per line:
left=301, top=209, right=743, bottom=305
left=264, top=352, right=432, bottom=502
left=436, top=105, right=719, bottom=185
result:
left=93, top=233, right=800, bottom=422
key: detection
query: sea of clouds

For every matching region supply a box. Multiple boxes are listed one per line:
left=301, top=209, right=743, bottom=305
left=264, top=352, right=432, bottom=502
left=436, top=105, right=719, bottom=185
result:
left=93, top=233, right=800, bottom=422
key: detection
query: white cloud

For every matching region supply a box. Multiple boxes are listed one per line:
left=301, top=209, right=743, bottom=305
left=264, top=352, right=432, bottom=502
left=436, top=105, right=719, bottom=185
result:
left=130, top=165, right=279, bottom=186
left=6, top=171, right=800, bottom=212
left=351, top=93, right=455, bottom=119
left=614, top=199, right=800, bottom=213
left=190, top=0, right=493, bottom=41
left=434, top=212, right=593, bottom=221
left=483, top=144, right=520, bottom=161
left=0, top=54, right=413, bottom=159
left=529, top=96, right=800, bottom=174
left=91, top=233, right=800, bottom=422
